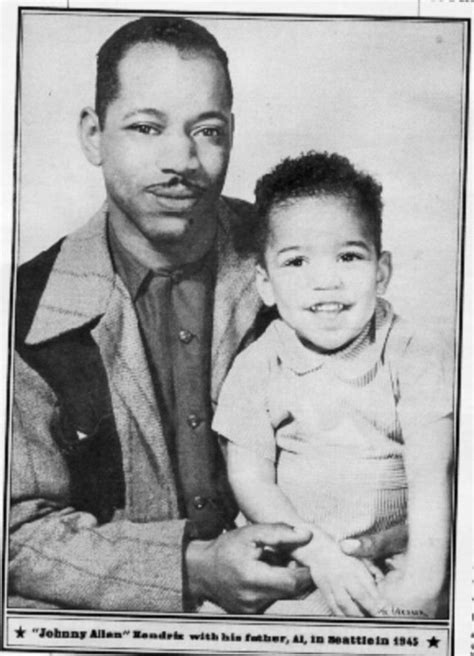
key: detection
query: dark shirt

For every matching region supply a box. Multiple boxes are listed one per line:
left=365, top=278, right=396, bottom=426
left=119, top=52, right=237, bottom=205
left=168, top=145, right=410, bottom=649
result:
left=108, top=222, right=235, bottom=540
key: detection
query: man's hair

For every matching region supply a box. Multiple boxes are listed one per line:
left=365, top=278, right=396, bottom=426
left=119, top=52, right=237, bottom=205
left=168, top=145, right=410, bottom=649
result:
left=95, top=16, right=233, bottom=128
left=241, top=151, right=383, bottom=264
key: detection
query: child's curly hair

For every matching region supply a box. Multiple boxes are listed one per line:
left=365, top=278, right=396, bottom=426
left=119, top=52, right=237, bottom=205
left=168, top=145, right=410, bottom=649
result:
left=235, top=151, right=384, bottom=264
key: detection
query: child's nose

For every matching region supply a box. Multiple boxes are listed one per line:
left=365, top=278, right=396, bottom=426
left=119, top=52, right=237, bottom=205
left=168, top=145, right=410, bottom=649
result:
left=307, top=259, right=341, bottom=289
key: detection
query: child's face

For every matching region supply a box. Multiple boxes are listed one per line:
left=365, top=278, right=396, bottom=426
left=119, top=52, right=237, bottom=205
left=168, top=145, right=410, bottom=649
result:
left=256, top=195, right=392, bottom=353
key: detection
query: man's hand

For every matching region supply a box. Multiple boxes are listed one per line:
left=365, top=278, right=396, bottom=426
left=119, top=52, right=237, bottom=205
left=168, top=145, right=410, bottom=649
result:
left=339, top=524, right=408, bottom=561
left=185, top=523, right=313, bottom=613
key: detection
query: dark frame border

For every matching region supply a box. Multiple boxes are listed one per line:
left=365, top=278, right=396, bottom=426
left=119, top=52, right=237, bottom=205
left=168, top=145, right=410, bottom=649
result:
left=2, top=6, right=470, bottom=656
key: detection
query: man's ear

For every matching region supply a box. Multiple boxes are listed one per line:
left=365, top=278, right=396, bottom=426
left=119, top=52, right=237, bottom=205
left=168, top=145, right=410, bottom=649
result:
left=376, top=251, right=392, bottom=295
left=255, top=264, right=276, bottom=307
left=79, top=107, right=102, bottom=167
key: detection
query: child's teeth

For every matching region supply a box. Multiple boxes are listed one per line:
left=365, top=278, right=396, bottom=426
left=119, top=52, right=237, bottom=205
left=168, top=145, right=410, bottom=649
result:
left=311, top=303, right=343, bottom=312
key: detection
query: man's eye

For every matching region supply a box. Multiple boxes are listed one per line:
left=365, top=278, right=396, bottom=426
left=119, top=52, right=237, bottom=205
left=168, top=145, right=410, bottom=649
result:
left=339, top=252, right=363, bottom=263
left=194, top=126, right=223, bottom=139
left=284, top=256, right=305, bottom=267
left=128, top=124, right=162, bottom=136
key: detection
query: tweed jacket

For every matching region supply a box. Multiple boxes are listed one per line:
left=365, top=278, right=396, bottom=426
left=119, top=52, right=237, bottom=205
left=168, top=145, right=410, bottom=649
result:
left=9, top=198, right=261, bottom=612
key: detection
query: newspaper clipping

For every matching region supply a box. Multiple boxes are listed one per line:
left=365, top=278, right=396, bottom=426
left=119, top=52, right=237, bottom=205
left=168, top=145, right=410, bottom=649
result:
left=0, top=0, right=472, bottom=655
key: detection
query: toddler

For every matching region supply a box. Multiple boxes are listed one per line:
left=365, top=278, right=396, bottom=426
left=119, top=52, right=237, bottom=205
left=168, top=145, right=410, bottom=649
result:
left=212, top=151, right=453, bottom=617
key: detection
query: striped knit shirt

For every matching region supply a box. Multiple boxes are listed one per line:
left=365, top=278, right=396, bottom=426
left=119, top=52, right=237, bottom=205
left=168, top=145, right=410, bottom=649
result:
left=213, top=298, right=453, bottom=542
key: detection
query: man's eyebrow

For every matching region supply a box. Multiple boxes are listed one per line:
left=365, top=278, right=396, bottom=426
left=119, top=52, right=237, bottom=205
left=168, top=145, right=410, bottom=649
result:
left=193, top=111, right=230, bottom=123
left=122, top=108, right=167, bottom=121
left=121, top=109, right=230, bottom=123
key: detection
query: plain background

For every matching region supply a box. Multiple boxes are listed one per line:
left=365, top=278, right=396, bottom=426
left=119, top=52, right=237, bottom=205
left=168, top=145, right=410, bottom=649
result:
left=18, top=12, right=467, bottom=341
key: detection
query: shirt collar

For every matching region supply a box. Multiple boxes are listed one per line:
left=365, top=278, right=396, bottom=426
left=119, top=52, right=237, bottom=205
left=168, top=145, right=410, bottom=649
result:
left=108, top=221, right=149, bottom=301
left=23, top=197, right=259, bottom=351
left=272, top=297, right=395, bottom=380
left=108, top=215, right=217, bottom=302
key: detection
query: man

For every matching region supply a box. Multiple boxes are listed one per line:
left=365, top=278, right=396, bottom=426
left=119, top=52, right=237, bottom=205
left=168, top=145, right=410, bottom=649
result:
left=10, top=16, right=405, bottom=614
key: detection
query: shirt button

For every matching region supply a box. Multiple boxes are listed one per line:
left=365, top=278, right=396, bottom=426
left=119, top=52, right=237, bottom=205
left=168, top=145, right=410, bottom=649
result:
left=193, top=496, right=208, bottom=510
left=187, top=413, right=202, bottom=429
left=178, top=329, right=194, bottom=344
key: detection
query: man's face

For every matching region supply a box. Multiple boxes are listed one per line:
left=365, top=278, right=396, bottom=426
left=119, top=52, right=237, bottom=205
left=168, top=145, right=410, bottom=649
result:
left=97, top=43, right=233, bottom=252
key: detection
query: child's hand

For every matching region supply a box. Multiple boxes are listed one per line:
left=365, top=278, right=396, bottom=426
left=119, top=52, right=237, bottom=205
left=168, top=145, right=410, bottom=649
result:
left=293, top=532, right=385, bottom=617
left=376, top=569, right=438, bottom=619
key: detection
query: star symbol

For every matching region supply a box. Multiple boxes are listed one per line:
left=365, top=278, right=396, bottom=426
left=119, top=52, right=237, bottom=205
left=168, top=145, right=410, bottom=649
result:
left=15, top=626, right=25, bottom=639
left=427, top=636, right=440, bottom=648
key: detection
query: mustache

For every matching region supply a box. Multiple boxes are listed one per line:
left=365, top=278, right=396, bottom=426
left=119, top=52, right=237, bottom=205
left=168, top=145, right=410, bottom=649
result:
left=147, top=176, right=208, bottom=193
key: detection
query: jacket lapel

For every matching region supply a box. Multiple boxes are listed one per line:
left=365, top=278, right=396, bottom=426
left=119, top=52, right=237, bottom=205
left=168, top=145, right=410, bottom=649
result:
left=92, top=280, right=179, bottom=521
left=211, top=199, right=262, bottom=404
left=25, top=209, right=115, bottom=344
left=25, top=207, right=179, bottom=521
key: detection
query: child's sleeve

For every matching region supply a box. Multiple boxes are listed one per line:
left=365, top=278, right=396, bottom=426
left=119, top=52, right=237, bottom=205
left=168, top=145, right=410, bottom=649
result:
left=383, top=323, right=453, bottom=614
left=394, top=326, right=454, bottom=434
left=212, top=345, right=276, bottom=462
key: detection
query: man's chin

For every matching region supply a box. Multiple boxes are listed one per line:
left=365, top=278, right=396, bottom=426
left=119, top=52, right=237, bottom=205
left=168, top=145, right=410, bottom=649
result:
left=152, top=229, right=188, bottom=243
left=145, top=217, right=193, bottom=244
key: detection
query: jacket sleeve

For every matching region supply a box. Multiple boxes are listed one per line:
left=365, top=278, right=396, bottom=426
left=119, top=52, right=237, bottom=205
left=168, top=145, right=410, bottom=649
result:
left=9, top=353, right=188, bottom=612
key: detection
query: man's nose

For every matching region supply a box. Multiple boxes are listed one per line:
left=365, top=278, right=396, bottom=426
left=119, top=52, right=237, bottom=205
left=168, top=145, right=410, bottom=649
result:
left=159, top=134, right=199, bottom=174
left=306, top=259, right=341, bottom=289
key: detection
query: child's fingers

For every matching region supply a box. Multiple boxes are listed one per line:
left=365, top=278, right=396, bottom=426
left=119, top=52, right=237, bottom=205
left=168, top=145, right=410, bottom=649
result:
left=361, top=558, right=384, bottom=583
left=348, top=578, right=385, bottom=617
left=316, top=583, right=345, bottom=616
left=356, top=563, right=384, bottom=596
left=317, top=580, right=355, bottom=616
left=344, top=564, right=386, bottom=616
left=323, top=580, right=365, bottom=617
left=333, top=586, right=365, bottom=617
left=326, top=594, right=346, bottom=617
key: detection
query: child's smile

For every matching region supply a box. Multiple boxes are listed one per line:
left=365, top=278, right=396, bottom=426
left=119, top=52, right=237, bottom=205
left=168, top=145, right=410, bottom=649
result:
left=256, top=195, right=392, bottom=353
left=307, top=302, right=349, bottom=314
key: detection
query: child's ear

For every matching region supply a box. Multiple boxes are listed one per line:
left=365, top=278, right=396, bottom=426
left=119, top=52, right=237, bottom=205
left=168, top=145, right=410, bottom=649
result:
left=376, top=251, right=392, bottom=295
left=255, top=264, right=276, bottom=307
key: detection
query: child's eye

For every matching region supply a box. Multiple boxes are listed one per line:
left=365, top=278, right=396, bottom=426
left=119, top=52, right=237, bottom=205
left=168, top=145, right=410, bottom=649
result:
left=339, top=252, right=364, bottom=263
left=283, top=256, right=306, bottom=267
